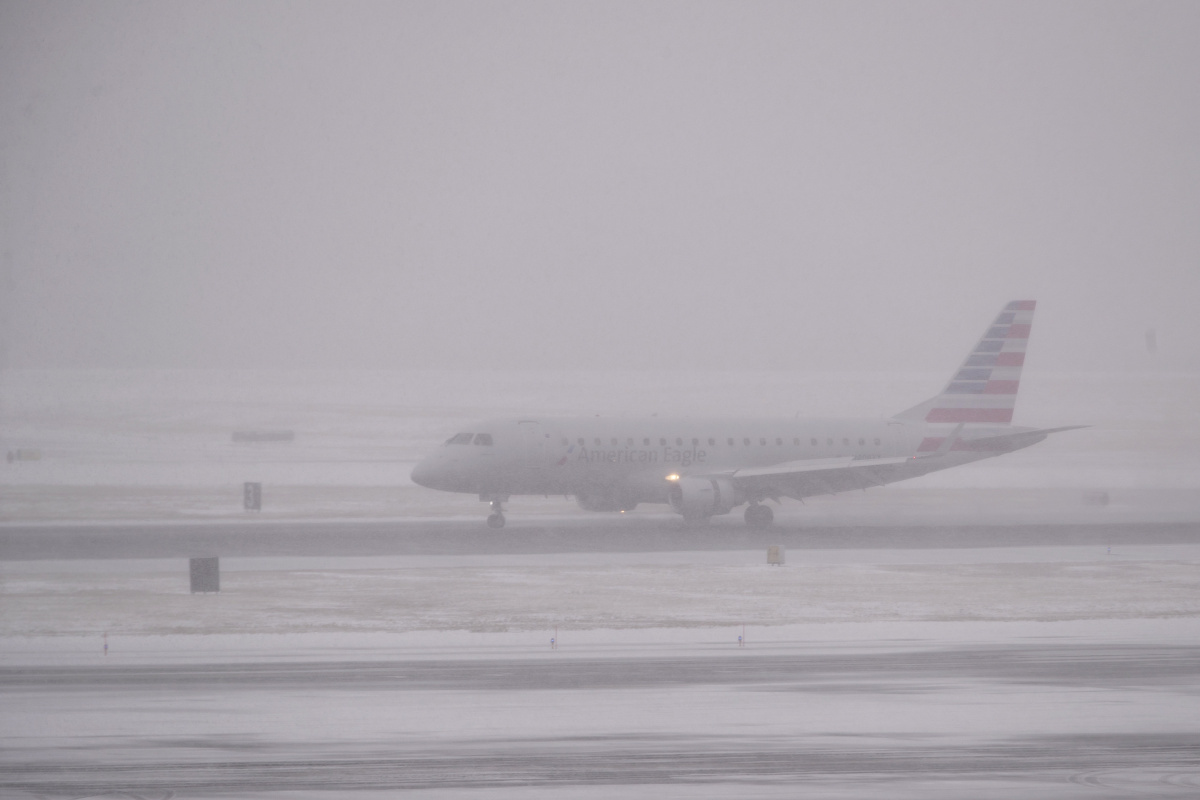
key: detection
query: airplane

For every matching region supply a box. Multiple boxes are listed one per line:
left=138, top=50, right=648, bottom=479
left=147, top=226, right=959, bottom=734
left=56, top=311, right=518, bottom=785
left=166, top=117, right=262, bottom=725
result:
left=411, top=300, right=1082, bottom=528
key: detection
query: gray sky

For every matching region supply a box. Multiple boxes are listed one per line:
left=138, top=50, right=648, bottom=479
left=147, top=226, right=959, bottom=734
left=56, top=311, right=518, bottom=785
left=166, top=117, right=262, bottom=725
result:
left=2, top=1, right=1197, bottom=372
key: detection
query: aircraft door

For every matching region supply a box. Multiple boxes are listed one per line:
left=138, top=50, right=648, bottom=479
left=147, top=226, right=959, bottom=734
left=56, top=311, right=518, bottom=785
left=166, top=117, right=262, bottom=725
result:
left=518, top=421, right=549, bottom=470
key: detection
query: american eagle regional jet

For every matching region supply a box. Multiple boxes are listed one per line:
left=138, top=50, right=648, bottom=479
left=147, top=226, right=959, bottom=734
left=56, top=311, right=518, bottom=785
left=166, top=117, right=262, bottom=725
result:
left=412, top=301, right=1081, bottom=528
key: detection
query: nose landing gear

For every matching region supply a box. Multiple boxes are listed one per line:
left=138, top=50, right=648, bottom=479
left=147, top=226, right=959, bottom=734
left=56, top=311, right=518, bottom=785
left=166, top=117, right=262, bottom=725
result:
left=486, top=499, right=506, bottom=529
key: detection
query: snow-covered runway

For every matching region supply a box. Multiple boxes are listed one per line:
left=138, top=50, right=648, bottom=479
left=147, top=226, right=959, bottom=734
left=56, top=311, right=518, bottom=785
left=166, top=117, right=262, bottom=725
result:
left=3, top=633, right=1199, bottom=799
left=2, top=643, right=1199, bottom=798
left=3, top=543, right=1199, bottom=798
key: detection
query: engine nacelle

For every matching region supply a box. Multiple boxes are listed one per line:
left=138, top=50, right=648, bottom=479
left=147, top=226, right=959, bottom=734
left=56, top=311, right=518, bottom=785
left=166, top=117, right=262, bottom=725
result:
left=667, top=477, right=741, bottom=519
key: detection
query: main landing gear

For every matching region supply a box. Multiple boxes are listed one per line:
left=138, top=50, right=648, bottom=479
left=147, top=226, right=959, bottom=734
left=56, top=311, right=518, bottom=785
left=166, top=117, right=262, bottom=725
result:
left=486, top=499, right=506, bottom=529
left=744, top=503, right=774, bottom=529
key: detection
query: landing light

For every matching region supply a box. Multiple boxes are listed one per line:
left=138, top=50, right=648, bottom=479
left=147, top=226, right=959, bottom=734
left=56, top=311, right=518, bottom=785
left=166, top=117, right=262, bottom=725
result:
left=666, top=473, right=680, bottom=481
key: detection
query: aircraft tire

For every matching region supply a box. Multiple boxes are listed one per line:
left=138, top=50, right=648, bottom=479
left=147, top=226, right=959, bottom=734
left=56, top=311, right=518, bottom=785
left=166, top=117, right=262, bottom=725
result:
left=487, top=513, right=506, bottom=529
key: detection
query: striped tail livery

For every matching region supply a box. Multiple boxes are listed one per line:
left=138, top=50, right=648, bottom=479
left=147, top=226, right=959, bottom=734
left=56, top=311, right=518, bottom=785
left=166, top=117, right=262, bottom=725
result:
left=894, top=300, right=1036, bottom=426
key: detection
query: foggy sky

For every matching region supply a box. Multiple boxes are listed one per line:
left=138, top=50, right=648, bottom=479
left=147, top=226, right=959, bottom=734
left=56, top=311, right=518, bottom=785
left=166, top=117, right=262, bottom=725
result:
left=2, top=1, right=1198, bottom=373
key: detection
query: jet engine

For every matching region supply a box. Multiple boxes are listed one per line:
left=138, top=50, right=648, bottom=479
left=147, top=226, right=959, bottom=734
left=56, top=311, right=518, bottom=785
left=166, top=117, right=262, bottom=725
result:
left=667, top=477, right=741, bottom=519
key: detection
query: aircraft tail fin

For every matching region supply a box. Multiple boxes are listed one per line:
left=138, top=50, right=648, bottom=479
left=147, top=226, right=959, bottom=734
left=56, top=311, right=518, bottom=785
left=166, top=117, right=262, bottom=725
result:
left=893, top=300, right=1036, bottom=425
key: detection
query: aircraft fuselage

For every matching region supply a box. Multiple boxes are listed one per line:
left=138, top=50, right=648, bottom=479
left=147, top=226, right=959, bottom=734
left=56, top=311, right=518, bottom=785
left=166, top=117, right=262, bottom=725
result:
left=411, top=415, right=1028, bottom=503
left=410, top=300, right=1073, bottom=527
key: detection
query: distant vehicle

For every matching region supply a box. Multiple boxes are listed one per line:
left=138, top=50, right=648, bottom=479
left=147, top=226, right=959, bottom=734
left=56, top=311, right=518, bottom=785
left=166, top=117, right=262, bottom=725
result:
left=412, top=301, right=1082, bottom=528
left=231, top=430, right=295, bottom=443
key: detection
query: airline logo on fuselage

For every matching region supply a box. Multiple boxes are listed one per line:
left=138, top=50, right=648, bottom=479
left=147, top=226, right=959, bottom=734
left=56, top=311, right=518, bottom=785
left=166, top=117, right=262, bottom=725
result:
left=569, top=445, right=707, bottom=468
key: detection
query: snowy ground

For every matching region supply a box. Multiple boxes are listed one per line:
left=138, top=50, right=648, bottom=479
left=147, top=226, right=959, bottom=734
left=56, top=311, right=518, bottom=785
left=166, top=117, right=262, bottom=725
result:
left=4, top=545, right=1200, bottom=642
left=3, top=545, right=1200, bottom=797
left=3, top=369, right=1199, bottom=796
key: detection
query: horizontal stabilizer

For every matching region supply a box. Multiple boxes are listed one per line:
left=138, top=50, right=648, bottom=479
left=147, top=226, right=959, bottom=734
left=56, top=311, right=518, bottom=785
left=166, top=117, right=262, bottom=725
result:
left=959, top=425, right=1089, bottom=449
left=915, top=424, right=1088, bottom=455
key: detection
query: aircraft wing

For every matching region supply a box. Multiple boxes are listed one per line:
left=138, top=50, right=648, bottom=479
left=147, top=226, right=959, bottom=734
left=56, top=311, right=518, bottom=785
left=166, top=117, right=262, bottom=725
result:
left=727, top=456, right=913, bottom=479
left=700, top=455, right=918, bottom=500
left=703, top=425, right=1086, bottom=501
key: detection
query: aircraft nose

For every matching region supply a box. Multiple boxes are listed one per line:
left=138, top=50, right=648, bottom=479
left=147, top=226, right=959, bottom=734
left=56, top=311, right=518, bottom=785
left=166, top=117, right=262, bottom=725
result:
left=410, top=456, right=440, bottom=489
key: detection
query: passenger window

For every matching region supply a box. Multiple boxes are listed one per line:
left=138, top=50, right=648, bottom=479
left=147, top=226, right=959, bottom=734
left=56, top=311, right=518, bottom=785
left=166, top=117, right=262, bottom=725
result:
left=810, top=438, right=818, bottom=446
left=692, top=438, right=699, bottom=446
left=843, top=438, right=849, bottom=446
left=793, top=437, right=800, bottom=446
left=447, top=432, right=474, bottom=445
left=743, top=438, right=750, bottom=446
left=827, top=438, right=833, bottom=446
left=858, top=438, right=865, bottom=446
left=473, top=433, right=493, bottom=446
left=643, top=438, right=650, bottom=446
left=561, top=438, right=569, bottom=446
left=611, top=438, right=619, bottom=446
left=708, top=438, right=716, bottom=446
left=727, top=438, right=734, bottom=446
left=776, top=438, right=783, bottom=446
left=759, top=438, right=766, bottom=446
left=578, top=438, right=585, bottom=446
left=595, top=438, right=602, bottom=446
left=676, top=437, right=683, bottom=446
left=627, top=437, right=634, bottom=446
left=874, top=438, right=881, bottom=446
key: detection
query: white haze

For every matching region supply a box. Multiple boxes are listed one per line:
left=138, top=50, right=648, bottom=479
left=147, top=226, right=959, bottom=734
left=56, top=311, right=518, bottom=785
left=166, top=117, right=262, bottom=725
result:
left=1, top=1, right=1198, bottom=373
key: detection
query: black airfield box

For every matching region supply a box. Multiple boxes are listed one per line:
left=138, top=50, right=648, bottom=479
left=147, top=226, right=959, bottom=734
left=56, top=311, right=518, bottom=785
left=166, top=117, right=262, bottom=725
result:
left=190, top=557, right=220, bottom=593
left=243, top=482, right=262, bottom=511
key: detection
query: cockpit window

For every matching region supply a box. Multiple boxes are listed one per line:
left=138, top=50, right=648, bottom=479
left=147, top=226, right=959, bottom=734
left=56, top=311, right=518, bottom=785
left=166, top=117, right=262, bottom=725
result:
left=446, top=432, right=474, bottom=445
left=473, top=433, right=493, bottom=446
